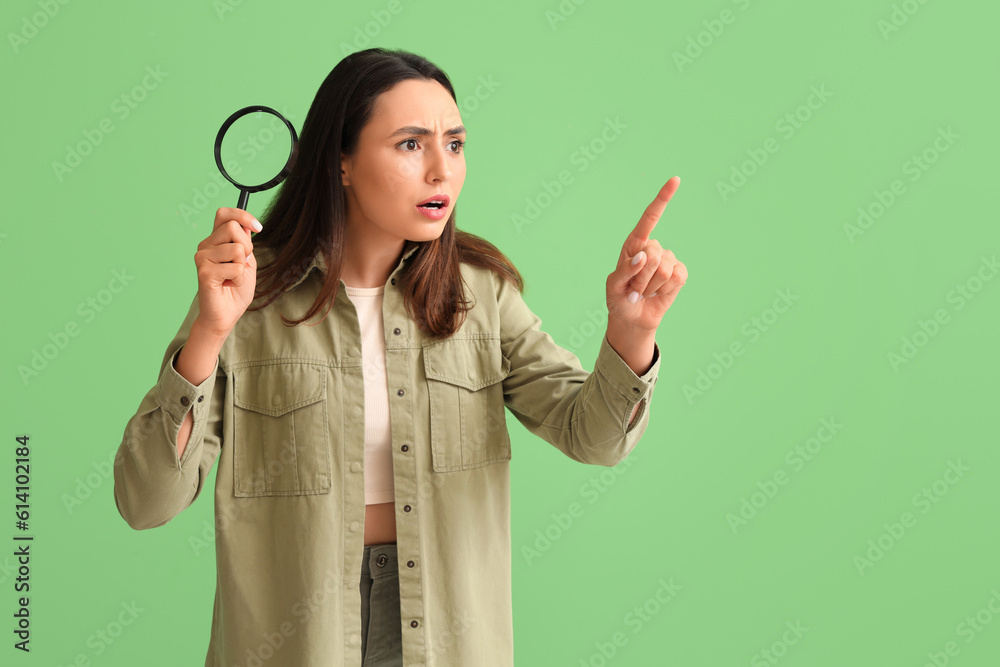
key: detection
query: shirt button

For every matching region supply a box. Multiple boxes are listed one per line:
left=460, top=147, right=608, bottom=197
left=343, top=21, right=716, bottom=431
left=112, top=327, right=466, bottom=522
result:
left=349, top=521, right=361, bottom=532
left=272, top=393, right=283, bottom=406
left=393, top=327, right=401, bottom=335
left=350, top=462, right=361, bottom=473
left=632, top=387, right=640, bottom=393
left=197, top=395, right=204, bottom=402
left=403, top=504, right=412, bottom=513
left=348, top=632, right=360, bottom=647
left=406, top=560, right=415, bottom=568
left=400, top=444, right=409, bottom=453
left=180, top=396, right=190, bottom=407
left=397, top=389, right=405, bottom=397
left=391, top=278, right=396, bottom=285
left=410, top=620, right=419, bottom=628
left=376, top=553, right=388, bottom=567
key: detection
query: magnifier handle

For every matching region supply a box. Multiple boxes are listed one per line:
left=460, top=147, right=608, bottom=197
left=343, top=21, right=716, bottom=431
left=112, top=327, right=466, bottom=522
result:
left=237, top=190, right=249, bottom=211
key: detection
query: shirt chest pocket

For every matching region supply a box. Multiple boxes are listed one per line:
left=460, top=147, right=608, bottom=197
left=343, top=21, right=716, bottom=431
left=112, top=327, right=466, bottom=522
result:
left=231, top=363, right=332, bottom=497
left=423, top=337, right=512, bottom=472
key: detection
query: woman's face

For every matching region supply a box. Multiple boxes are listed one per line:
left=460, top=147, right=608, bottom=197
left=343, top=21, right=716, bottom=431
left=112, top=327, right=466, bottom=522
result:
left=341, top=78, right=466, bottom=246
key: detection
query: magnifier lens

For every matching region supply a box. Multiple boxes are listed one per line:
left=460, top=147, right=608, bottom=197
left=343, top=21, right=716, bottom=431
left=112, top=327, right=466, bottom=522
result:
left=218, top=111, right=294, bottom=187
left=214, top=105, right=298, bottom=212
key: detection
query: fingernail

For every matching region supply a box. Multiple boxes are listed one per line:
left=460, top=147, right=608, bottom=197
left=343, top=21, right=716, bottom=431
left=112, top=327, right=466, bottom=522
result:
left=628, top=290, right=639, bottom=303
left=251, top=218, right=263, bottom=232
left=631, top=251, right=645, bottom=266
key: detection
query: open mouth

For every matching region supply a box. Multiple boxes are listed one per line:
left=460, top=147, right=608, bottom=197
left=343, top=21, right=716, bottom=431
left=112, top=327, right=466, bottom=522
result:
left=416, top=194, right=450, bottom=209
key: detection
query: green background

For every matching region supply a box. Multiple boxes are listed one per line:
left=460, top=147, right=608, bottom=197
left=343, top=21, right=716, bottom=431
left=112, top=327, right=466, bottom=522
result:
left=3, top=0, right=998, bottom=664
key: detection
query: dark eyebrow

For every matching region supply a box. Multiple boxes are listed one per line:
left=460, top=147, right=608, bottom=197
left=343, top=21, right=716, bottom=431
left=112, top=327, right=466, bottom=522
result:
left=389, top=125, right=466, bottom=138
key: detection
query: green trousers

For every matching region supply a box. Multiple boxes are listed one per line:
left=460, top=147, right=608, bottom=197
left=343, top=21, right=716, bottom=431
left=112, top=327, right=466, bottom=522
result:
left=360, top=543, right=403, bottom=666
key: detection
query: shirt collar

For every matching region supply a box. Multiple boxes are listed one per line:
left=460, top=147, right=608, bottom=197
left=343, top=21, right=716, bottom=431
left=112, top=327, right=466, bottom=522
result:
left=286, top=241, right=420, bottom=291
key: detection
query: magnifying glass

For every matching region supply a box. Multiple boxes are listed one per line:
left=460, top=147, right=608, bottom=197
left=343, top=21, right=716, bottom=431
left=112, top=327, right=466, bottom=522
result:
left=214, top=105, right=298, bottom=212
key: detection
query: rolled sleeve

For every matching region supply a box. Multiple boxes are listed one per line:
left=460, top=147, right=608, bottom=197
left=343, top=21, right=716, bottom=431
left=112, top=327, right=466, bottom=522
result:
left=496, top=273, right=662, bottom=467
left=113, top=293, right=225, bottom=530
left=156, top=344, right=220, bottom=461
left=594, top=333, right=660, bottom=435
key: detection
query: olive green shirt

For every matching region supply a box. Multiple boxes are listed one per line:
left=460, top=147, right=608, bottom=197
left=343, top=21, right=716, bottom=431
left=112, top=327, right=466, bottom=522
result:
left=113, top=242, right=661, bottom=666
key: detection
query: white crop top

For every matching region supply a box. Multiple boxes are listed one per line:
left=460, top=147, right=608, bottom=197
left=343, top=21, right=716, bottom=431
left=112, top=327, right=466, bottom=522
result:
left=343, top=284, right=394, bottom=505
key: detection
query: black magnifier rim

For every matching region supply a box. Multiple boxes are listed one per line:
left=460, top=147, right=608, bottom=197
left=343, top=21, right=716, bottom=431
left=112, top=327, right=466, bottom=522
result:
left=214, top=105, right=298, bottom=193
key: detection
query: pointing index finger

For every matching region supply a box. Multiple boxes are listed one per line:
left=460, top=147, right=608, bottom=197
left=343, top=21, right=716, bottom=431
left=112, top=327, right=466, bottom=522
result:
left=631, top=176, right=680, bottom=242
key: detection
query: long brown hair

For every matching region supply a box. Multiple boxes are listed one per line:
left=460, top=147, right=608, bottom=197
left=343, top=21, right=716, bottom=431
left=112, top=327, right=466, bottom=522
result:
left=246, top=47, right=523, bottom=341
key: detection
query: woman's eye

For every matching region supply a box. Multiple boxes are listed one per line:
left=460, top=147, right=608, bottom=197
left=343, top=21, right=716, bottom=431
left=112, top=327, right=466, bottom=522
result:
left=398, top=139, right=466, bottom=152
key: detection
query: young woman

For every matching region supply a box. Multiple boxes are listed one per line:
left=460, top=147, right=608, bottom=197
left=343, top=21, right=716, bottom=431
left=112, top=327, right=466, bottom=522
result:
left=113, top=47, right=686, bottom=666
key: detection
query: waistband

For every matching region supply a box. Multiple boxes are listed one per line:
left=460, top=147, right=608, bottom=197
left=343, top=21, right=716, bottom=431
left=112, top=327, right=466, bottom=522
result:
left=361, top=542, right=398, bottom=579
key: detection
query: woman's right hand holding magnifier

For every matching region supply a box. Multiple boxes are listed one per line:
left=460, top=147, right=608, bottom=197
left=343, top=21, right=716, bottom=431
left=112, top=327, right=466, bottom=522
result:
left=170, top=207, right=260, bottom=459
left=192, top=207, right=263, bottom=341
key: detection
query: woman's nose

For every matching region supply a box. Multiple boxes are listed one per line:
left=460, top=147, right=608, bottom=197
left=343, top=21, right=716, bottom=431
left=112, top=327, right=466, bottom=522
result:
left=425, top=146, right=451, bottom=182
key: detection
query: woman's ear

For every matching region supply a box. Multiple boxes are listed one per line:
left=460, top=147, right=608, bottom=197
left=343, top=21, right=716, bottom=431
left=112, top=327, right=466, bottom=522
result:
left=340, top=154, right=351, bottom=187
